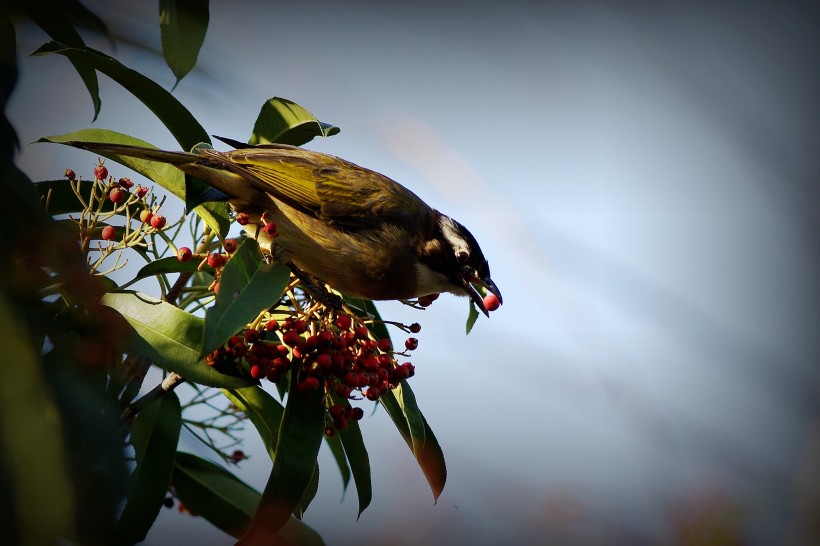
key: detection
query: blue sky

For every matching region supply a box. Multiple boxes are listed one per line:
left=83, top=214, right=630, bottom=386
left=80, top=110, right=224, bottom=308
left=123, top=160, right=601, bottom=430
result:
left=10, top=1, right=820, bottom=544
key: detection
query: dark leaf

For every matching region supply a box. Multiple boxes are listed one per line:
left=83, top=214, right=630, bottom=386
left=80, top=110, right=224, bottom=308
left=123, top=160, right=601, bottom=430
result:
left=31, top=42, right=209, bottom=151
left=172, top=452, right=324, bottom=544
left=115, top=392, right=181, bottom=543
left=380, top=381, right=446, bottom=502
left=338, top=419, right=372, bottom=517
left=238, top=374, right=325, bottom=543
left=159, top=0, right=209, bottom=86
left=101, top=291, right=254, bottom=388
left=249, top=97, right=340, bottom=147
left=324, top=433, right=351, bottom=494
left=23, top=2, right=100, bottom=119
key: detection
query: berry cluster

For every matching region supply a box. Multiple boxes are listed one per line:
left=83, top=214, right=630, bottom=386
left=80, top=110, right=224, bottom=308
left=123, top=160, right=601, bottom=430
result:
left=205, top=312, right=419, bottom=435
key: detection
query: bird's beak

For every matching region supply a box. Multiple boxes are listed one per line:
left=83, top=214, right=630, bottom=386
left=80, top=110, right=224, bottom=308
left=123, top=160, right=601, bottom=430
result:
left=462, top=274, right=503, bottom=317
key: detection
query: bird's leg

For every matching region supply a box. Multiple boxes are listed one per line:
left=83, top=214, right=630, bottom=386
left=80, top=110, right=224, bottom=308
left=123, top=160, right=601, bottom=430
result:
left=287, top=262, right=343, bottom=311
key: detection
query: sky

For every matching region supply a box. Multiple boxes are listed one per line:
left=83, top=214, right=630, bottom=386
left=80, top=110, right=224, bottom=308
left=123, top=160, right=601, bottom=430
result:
left=8, top=1, right=820, bottom=545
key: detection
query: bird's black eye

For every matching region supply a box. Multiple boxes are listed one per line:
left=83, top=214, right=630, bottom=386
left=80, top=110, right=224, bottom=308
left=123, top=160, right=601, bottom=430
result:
left=456, top=250, right=469, bottom=264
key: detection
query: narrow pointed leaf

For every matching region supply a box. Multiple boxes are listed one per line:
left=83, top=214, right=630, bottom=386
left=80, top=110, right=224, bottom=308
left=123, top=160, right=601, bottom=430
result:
left=239, top=376, right=325, bottom=543
left=101, top=291, right=253, bottom=388
left=338, top=419, right=372, bottom=517
left=172, top=452, right=324, bottom=544
left=160, top=0, right=209, bottom=85
left=294, top=464, right=319, bottom=519
left=23, top=5, right=100, bottom=119
left=324, top=433, right=351, bottom=494
left=129, top=256, right=213, bottom=285
left=249, top=97, right=340, bottom=147
left=202, top=239, right=290, bottom=357
left=380, top=382, right=446, bottom=502
left=38, top=129, right=230, bottom=238
left=115, top=392, right=181, bottom=544
left=465, top=301, right=480, bottom=334
left=32, top=42, right=209, bottom=150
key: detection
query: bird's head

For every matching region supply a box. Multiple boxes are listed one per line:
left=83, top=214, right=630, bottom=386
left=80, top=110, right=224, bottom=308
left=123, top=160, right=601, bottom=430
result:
left=418, top=214, right=502, bottom=316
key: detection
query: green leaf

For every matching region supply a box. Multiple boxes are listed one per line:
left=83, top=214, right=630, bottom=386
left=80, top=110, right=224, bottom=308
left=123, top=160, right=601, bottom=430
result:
left=249, top=97, right=340, bottom=147
left=172, top=452, right=324, bottom=544
left=160, top=0, right=209, bottom=86
left=380, top=381, right=446, bottom=502
left=239, top=375, right=325, bottom=543
left=324, top=433, right=351, bottom=494
left=338, top=419, right=372, bottom=517
left=465, top=300, right=480, bottom=334
left=38, top=129, right=230, bottom=239
left=294, top=463, right=319, bottom=519
left=22, top=3, right=101, bottom=119
left=222, top=386, right=284, bottom=460
left=116, top=392, right=181, bottom=544
left=101, top=291, right=253, bottom=388
left=202, top=239, right=290, bottom=357
left=129, top=256, right=211, bottom=285
left=32, top=42, right=209, bottom=151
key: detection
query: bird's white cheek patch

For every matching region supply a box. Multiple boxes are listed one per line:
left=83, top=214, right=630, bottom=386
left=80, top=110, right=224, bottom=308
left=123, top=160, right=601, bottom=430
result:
left=414, top=263, right=459, bottom=296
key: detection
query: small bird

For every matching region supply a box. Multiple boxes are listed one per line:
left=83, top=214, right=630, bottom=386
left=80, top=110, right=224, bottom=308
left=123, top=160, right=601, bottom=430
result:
left=65, top=137, right=502, bottom=315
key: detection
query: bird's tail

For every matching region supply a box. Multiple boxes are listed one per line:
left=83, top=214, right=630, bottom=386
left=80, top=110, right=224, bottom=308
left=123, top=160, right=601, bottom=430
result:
left=63, top=141, right=198, bottom=165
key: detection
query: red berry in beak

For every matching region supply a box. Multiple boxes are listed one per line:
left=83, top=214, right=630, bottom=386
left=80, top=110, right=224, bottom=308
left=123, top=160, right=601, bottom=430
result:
left=483, top=293, right=500, bottom=312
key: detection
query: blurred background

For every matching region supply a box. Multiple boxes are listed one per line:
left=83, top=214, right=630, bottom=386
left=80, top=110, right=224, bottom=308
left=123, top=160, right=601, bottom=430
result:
left=9, top=1, right=820, bottom=544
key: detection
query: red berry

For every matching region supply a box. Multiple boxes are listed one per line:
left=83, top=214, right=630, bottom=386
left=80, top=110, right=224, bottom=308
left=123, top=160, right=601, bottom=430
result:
left=418, top=293, right=439, bottom=307
left=344, top=372, right=360, bottom=388
left=109, top=188, right=126, bottom=204
left=328, top=404, right=347, bottom=419
left=236, top=212, right=250, bottom=225
left=295, top=320, right=308, bottom=334
left=405, top=337, right=419, bottom=351
left=349, top=407, right=364, bottom=421
left=262, top=221, right=278, bottom=237
left=335, top=384, right=352, bottom=398
left=223, top=238, right=237, bottom=253
left=365, top=386, right=381, bottom=401
left=244, top=328, right=260, bottom=343
left=213, top=282, right=220, bottom=295
left=94, top=164, right=108, bottom=180
left=297, top=376, right=320, bottom=394
left=101, top=225, right=116, bottom=240
left=118, top=177, right=133, bottom=189
left=265, top=319, right=279, bottom=332
left=409, top=323, right=421, bottom=334
left=177, top=247, right=193, bottom=262
left=324, top=426, right=336, bottom=437
left=139, top=210, right=153, bottom=223
left=483, top=293, right=501, bottom=312
left=316, top=353, right=332, bottom=369
left=207, top=253, right=225, bottom=268
left=64, top=169, right=76, bottom=181
left=136, top=186, right=149, bottom=199
left=354, top=326, right=368, bottom=339
left=377, top=338, right=392, bottom=352
left=335, top=314, right=352, bottom=331
left=249, top=364, right=264, bottom=379
left=150, top=214, right=166, bottom=229
left=282, top=330, right=300, bottom=347
left=232, top=450, right=246, bottom=462
left=401, top=362, right=415, bottom=378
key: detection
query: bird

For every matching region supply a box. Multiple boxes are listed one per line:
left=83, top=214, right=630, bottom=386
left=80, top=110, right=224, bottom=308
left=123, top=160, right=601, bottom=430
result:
left=63, top=137, right=502, bottom=315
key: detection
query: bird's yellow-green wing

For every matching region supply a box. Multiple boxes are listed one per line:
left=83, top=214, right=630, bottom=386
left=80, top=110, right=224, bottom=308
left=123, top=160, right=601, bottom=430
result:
left=213, top=145, right=428, bottom=227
